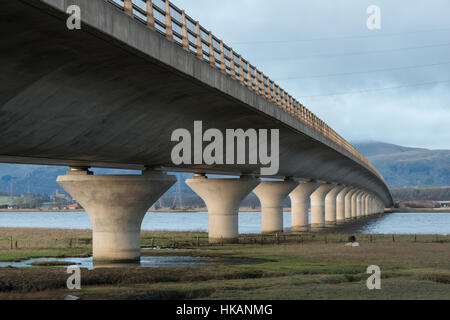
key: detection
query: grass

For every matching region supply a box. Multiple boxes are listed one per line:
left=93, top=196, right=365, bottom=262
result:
left=0, top=228, right=449, bottom=300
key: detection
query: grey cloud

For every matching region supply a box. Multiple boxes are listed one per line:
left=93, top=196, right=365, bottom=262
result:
left=172, top=0, right=450, bottom=149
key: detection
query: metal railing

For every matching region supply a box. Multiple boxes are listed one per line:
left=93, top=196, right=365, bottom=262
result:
left=110, top=0, right=387, bottom=185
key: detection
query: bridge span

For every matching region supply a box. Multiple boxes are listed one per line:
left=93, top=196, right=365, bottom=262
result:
left=1, top=0, right=392, bottom=262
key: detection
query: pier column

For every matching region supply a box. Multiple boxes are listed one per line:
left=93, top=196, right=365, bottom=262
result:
left=186, top=174, right=259, bottom=243
left=356, top=191, right=364, bottom=218
left=57, top=168, right=176, bottom=262
left=254, top=179, right=298, bottom=234
left=369, top=196, right=375, bottom=215
left=358, top=191, right=366, bottom=218
left=336, top=186, right=352, bottom=224
left=289, top=181, right=320, bottom=231
left=345, top=188, right=357, bottom=220
left=325, top=185, right=345, bottom=226
left=351, top=190, right=362, bottom=219
left=362, top=193, right=370, bottom=217
left=310, top=183, right=335, bottom=229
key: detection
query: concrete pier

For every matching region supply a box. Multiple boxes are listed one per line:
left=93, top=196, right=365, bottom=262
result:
left=366, top=193, right=372, bottom=216
left=356, top=191, right=364, bottom=218
left=362, top=194, right=369, bottom=216
left=336, top=186, right=352, bottom=224
left=324, top=185, right=345, bottom=226
left=254, top=179, right=297, bottom=234
left=310, top=183, right=335, bottom=229
left=186, top=174, right=259, bottom=243
left=345, top=188, right=357, bottom=220
left=351, top=190, right=363, bottom=219
left=57, top=168, right=176, bottom=262
left=289, top=181, right=320, bottom=231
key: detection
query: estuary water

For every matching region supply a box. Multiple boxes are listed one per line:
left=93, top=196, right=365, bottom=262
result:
left=0, top=211, right=449, bottom=235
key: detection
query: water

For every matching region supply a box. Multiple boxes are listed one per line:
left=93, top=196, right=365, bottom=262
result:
left=0, top=256, right=214, bottom=270
left=360, top=212, right=450, bottom=235
left=0, top=211, right=449, bottom=235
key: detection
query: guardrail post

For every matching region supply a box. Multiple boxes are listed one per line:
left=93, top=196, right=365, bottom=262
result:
left=229, top=49, right=236, bottom=79
left=195, top=21, right=203, bottom=59
left=219, top=41, right=226, bottom=73
left=208, top=32, right=215, bottom=66
left=289, top=96, right=293, bottom=114
left=276, top=85, right=281, bottom=106
left=124, top=0, right=132, bottom=16
left=165, top=0, right=173, bottom=41
left=239, top=56, right=244, bottom=85
left=247, top=66, right=253, bottom=89
left=281, top=90, right=286, bottom=110
left=181, top=11, right=189, bottom=51
left=254, top=70, right=260, bottom=95
left=260, top=73, right=266, bottom=97
left=146, top=0, right=155, bottom=30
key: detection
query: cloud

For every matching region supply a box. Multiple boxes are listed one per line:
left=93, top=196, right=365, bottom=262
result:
left=172, top=0, right=450, bottom=149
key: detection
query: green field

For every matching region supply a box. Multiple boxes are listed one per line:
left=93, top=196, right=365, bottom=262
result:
left=0, top=228, right=449, bottom=300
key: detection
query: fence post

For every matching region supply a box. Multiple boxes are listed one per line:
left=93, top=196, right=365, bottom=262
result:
left=254, top=70, right=260, bottom=95
left=124, top=0, right=133, bottom=16
left=239, top=56, right=245, bottom=85
left=219, top=40, right=226, bottom=73
left=195, top=22, right=203, bottom=59
left=229, top=48, right=236, bottom=79
left=10, top=236, right=13, bottom=250
left=247, top=66, right=253, bottom=89
left=208, top=32, right=215, bottom=67
left=165, top=0, right=173, bottom=41
left=260, top=74, right=266, bottom=97
left=146, top=0, right=155, bottom=30
left=181, top=11, right=189, bottom=51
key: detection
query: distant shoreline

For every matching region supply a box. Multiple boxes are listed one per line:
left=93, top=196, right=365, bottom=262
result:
left=1, top=207, right=450, bottom=213
left=392, top=208, right=450, bottom=213
left=0, top=207, right=267, bottom=213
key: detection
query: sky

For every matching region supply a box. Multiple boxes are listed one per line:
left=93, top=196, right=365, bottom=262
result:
left=170, top=0, right=450, bottom=150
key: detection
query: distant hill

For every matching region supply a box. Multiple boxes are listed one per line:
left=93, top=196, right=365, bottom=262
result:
left=0, top=164, right=193, bottom=197
left=354, top=141, right=450, bottom=188
left=1, top=141, right=449, bottom=197
left=391, top=186, right=450, bottom=201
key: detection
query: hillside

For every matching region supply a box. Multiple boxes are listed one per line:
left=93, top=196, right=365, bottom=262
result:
left=391, top=186, right=450, bottom=201
left=354, top=141, right=450, bottom=188
left=1, top=141, right=449, bottom=198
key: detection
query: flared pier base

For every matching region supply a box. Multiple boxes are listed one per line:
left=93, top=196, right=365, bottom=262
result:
left=186, top=174, right=260, bottom=244
left=310, top=183, right=335, bottom=230
left=57, top=169, right=176, bottom=262
left=254, top=179, right=297, bottom=234
left=289, top=181, right=320, bottom=232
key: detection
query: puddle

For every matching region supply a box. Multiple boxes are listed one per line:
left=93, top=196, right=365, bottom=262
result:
left=0, top=256, right=215, bottom=270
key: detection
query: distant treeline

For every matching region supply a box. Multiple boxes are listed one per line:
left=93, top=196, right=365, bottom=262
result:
left=391, top=187, right=450, bottom=201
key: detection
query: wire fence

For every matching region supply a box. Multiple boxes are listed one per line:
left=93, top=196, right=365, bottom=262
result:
left=0, top=233, right=448, bottom=250
left=0, top=237, right=91, bottom=250
left=108, top=0, right=388, bottom=188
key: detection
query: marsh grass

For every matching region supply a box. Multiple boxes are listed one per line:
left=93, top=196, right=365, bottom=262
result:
left=0, top=228, right=449, bottom=299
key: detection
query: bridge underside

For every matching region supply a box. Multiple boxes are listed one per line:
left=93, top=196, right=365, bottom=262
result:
left=0, top=0, right=391, bottom=206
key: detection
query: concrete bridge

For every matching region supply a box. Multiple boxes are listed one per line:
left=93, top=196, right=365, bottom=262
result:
left=1, top=0, right=392, bottom=263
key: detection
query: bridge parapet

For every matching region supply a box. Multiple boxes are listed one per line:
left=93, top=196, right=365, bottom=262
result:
left=111, top=0, right=386, bottom=186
